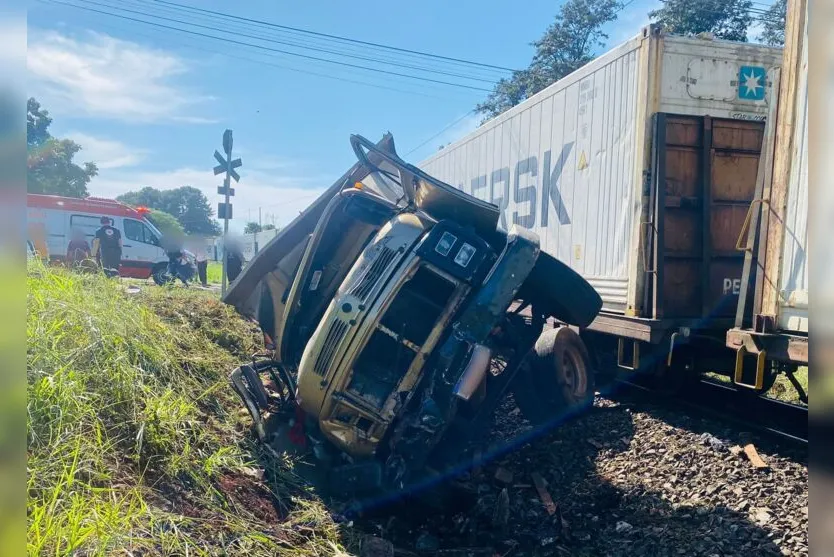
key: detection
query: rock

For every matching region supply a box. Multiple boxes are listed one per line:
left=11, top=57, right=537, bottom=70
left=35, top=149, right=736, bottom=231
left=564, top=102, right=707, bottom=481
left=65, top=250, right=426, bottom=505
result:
left=698, top=432, right=727, bottom=450
left=415, top=532, right=440, bottom=553
left=360, top=536, right=393, bottom=557
left=494, top=467, right=514, bottom=485
left=752, top=508, right=772, bottom=525
left=615, top=521, right=633, bottom=533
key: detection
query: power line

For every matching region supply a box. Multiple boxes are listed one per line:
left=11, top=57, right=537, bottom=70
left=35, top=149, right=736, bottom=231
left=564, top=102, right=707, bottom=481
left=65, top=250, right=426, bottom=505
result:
left=43, top=0, right=495, bottom=92
left=404, top=110, right=477, bottom=157
left=49, top=5, right=475, bottom=99
left=115, top=0, right=504, bottom=81
left=75, top=0, right=500, bottom=84
left=119, top=0, right=508, bottom=79
left=141, top=0, right=518, bottom=73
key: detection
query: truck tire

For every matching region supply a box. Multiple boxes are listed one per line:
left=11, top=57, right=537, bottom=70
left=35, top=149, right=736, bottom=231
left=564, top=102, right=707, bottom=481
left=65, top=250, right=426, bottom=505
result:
left=152, top=264, right=172, bottom=286
left=512, top=327, right=594, bottom=426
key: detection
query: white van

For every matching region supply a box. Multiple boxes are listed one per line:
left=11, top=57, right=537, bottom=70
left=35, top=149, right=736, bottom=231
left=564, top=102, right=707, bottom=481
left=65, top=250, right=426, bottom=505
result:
left=27, top=193, right=169, bottom=282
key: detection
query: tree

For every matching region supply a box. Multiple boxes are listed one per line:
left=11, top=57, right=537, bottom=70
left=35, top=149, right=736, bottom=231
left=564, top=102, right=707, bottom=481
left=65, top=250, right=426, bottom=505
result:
left=244, top=221, right=262, bottom=234
left=262, top=224, right=276, bottom=231
left=146, top=209, right=184, bottom=237
left=649, top=0, right=754, bottom=42
left=117, top=186, right=163, bottom=210
left=758, top=0, right=786, bottom=46
left=476, top=0, right=622, bottom=119
left=27, top=98, right=98, bottom=198
left=117, top=186, right=221, bottom=236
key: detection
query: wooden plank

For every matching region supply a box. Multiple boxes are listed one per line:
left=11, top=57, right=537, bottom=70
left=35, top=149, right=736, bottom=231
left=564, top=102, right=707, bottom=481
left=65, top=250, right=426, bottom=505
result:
left=760, top=0, right=807, bottom=319
left=530, top=472, right=557, bottom=515
left=743, top=443, right=769, bottom=469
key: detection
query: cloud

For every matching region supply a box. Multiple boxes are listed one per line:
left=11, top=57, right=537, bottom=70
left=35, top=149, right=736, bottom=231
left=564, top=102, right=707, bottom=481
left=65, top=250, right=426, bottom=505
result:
left=64, top=132, right=146, bottom=169
left=87, top=164, right=332, bottom=233
left=27, top=30, right=213, bottom=123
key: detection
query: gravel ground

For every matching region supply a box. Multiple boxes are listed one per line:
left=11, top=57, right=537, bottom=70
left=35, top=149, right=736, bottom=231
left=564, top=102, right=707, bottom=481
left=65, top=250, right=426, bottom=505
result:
left=355, top=395, right=808, bottom=557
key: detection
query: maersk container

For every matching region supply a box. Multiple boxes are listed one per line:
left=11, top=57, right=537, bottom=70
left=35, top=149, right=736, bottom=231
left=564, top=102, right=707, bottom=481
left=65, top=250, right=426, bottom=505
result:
left=420, top=25, right=783, bottom=326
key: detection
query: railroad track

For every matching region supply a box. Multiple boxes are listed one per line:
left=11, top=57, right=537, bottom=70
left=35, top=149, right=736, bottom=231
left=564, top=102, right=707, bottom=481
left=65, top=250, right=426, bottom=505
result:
left=602, top=376, right=808, bottom=444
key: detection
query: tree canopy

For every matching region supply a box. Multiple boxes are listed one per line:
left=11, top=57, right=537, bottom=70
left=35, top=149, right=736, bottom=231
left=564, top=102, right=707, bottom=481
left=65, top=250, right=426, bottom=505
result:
left=758, top=0, right=787, bottom=46
left=648, top=0, right=754, bottom=42
left=146, top=209, right=185, bottom=237
left=118, top=186, right=221, bottom=236
left=475, top=0, right=784, bottom=120
left=476, top=0, right=622, bottom=119
left=27, top=98, right=98, bottom=198
left=244, top=222, right=277, bottom=234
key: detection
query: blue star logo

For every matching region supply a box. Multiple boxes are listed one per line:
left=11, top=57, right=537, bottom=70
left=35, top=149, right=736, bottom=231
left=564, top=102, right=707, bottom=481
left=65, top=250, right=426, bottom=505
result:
left=738, top=66, right=767, bottom=101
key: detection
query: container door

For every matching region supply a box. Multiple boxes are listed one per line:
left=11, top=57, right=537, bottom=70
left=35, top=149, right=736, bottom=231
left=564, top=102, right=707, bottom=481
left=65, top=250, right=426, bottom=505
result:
left=649, top=114, right=764, bottom=321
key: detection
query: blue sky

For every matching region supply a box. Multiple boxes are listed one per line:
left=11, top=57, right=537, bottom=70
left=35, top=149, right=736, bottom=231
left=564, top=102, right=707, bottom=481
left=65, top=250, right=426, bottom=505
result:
left=28, top=0, right=773, bottom=232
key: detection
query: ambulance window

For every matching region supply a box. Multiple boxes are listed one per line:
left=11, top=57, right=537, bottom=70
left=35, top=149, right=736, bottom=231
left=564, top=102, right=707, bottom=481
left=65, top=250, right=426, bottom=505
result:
left=124, top=219, right=144, bottom=243
left=124, top=218, right=160, bottom=245
left=69, top=215, right=102, bottom=238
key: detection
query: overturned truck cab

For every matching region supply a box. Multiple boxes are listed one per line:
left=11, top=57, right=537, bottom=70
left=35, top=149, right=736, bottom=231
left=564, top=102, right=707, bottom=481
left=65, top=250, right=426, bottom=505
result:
left=223, top=134, right=602, bottom=494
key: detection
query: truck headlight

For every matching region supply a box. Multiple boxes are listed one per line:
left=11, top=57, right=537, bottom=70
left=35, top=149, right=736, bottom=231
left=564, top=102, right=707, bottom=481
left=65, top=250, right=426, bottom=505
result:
left=435, top=231, right=457, bottom=256
left=454, top=243, right=476, bottom=267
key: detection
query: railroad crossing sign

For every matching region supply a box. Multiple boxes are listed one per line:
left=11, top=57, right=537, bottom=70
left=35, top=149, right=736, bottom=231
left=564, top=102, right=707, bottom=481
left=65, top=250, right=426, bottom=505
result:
left=214, top=128, right=243, bottom=296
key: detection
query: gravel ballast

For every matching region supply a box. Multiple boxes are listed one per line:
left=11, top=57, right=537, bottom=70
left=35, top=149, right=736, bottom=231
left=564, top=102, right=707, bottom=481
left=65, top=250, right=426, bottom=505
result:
left=356, top=395, right=808, bottom=557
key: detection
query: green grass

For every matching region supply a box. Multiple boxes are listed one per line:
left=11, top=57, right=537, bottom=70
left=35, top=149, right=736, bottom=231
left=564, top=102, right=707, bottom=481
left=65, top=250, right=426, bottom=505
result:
left=27, top=262, right=349, bottom=556
left=206, top=261, right=222, bottom=285
left=704, top=367, right=808, bottom=404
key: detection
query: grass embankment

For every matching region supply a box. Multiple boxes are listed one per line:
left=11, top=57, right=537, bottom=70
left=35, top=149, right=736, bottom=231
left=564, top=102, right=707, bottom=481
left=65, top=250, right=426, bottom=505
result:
left=27, top=265, right=347, bottom=556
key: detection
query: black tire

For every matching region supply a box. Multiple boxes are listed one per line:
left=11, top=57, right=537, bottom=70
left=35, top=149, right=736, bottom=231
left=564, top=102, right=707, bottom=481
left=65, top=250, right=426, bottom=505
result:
left=512, top=327, right=594, bottom=425
left=152, top=264, right=173, bottom=286
left=516, top=252, right=602, bottom=328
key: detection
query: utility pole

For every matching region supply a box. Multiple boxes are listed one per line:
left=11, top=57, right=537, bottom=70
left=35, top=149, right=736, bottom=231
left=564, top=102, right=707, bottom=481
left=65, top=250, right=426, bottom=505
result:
left=213, top=129, right=242, bottom=296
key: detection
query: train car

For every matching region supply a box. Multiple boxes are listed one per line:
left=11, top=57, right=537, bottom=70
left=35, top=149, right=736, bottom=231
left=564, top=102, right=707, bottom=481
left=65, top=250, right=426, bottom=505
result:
left=419, top=25, right=786, bottom=391
left=726, top=0, right=808, bottom=393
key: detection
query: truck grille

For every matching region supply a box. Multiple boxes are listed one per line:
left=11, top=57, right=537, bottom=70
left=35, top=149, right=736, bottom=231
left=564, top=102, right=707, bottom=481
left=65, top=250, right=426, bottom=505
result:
left=350, top=246, right=398, bottom=301
left=314, top=318, right=349, bottom=376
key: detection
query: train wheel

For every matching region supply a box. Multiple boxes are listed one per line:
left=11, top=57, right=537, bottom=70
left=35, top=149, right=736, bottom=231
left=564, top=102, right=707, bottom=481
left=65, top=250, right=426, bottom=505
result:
left=512, top=327, right=594, bottom=426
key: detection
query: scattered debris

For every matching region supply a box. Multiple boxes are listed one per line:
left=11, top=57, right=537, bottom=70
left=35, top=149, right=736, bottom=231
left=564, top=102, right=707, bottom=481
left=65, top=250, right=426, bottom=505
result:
left=239, top=466, right=264, bottom=480
left=744, top=443, right=769, bottom=469
left=530, top=472, right=557, bottom=515
left=729, top=444, right=744, bottom=456
left=494, top=467, right=513, bottom=485
left=492, top=488, right=510, bottom=528
left=615, top=521, right=633, bottom=534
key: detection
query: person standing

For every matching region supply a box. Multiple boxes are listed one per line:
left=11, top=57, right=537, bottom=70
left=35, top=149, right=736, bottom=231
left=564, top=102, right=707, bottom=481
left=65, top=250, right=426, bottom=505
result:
left=92, top=216, right=122, bottom=278
left=195, top=244, right=209, bottom=287
left=225, top=238, right=244, bottom=283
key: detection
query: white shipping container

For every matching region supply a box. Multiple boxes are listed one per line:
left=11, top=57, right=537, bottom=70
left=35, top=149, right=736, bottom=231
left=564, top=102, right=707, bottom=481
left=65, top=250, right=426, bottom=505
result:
left=420, top=26, right=782, bottom=317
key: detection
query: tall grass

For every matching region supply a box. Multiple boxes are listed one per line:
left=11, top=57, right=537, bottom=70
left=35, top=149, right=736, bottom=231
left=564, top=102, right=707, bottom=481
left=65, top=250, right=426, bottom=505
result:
left=27, top=264, right=346, bottom=556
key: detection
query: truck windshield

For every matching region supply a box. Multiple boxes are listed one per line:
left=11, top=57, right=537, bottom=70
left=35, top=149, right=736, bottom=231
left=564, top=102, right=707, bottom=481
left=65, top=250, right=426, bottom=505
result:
left=359, top=161, right=407, bottom=206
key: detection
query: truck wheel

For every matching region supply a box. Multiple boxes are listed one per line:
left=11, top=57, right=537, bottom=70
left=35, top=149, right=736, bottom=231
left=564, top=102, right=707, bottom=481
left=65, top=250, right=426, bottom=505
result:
left=512, top=327, right=594, bottom=426
left=152, top=264, right=171, bottom=286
